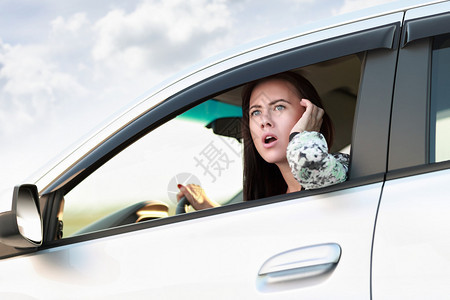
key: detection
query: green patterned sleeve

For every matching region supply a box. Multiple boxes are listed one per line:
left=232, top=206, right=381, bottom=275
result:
left=286, top=131, right=349, bottom=190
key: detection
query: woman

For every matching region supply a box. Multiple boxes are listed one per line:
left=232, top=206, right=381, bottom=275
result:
left=177, top=71, right=349, bottom=208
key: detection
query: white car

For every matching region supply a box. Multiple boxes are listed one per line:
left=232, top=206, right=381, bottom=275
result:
left=1, top=0, right=450, bottom=298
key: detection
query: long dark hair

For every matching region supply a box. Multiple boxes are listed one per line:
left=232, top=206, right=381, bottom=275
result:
left=241, top=71, right=334, bottom=201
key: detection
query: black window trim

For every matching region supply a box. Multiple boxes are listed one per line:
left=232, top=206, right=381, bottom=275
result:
left=402, top=11, right=450, bottom=47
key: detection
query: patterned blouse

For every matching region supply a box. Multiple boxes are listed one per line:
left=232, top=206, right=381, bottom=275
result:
left=287, top=131, right=350, bottom=190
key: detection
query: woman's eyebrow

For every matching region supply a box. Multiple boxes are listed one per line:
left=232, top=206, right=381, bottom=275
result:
left=249, top=104, right=261, bottom=111
left=269, top=99, right=290, bottom=105
left=249, top=99, right=290, bottom=111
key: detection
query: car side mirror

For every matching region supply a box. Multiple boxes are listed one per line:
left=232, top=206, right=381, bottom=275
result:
left=0, top=184, right=42, bottom=248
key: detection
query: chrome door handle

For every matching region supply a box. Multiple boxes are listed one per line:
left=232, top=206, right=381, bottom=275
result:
left=258, top=243, right=341, bottom=283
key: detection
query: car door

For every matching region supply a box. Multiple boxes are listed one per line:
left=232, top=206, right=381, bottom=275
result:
left=372, top=2, right=450, bottom=299
left=0, top=11, right=403, bottom=299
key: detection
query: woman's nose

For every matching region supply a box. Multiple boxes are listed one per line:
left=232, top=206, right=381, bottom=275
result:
left=260, top=113, right=273, bottom=128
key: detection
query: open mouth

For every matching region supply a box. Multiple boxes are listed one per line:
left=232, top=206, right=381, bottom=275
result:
left=264, top=135, right=277, bottom=144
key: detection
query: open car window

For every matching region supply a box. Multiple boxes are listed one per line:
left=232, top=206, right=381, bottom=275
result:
left=62, top=53, right=361, bottom=237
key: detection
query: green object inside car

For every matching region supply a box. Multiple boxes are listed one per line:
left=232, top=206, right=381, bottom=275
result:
left=177, top=99, right=242, bottom=124
left=177, top=99, right=243, bottom=141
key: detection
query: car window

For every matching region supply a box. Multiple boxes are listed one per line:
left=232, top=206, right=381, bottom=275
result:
left=430, top=33, right=450, bottom=163
left=61, top=54, right=362, bottom=237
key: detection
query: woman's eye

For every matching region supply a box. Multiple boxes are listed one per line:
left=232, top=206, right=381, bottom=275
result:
left=250, top=110, right=261, bottom=117
left=275, top=105, right=285, bottom=111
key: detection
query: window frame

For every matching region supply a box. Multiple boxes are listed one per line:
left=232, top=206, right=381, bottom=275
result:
left=35, top=17, right=402, bottom=248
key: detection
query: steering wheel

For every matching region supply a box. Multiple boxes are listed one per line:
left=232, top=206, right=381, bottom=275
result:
left=175, top=196, right=190, bottom=214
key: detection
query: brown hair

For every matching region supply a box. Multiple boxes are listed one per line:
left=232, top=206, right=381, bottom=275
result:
left=241, top=71, right=334, bottom=201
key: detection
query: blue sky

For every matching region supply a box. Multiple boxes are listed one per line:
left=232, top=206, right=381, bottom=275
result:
left=0, top=0, right=397, bottom=204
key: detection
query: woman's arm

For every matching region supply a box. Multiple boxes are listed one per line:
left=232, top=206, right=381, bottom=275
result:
left=286, top=131, right=349, bottom=190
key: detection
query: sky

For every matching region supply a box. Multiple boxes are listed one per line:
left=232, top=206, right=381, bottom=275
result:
left=0, top=0, right=398, bottom=205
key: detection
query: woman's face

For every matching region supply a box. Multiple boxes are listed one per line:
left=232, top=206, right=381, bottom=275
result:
left=248, top=79, right=305, bottom=165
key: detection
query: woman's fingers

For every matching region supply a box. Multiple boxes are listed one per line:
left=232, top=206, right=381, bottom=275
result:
left=304, top=99, right=324, bottom=132
left=317, top=107, right=324, bottom=120
left=177, top=184, right=206, bottom=208
left=313, top=105, right=325, bottom=132
left=177, top=184, right=195, bottom=205
left=176, top=190, right=183, bottom=202
left=177, top=183, right=218, bottom=210
left=176, top=184, right=188, bottom=202
left=292, top=99, right=324, bottom=133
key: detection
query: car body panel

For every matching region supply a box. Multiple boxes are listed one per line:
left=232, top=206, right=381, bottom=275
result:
left=1, top=184, right=382, bottom=299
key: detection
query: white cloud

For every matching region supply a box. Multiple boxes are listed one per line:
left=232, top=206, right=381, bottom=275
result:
left=92, top=0, right=232, bottom=76
left=0, top=41, right=87, bottom=136
left=51, top=12, right=89, bottom=34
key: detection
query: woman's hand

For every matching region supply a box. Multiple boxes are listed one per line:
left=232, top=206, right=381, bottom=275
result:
left=290, top=99, right=324, bottom=134
left=176, top=184, right=219, bottom=210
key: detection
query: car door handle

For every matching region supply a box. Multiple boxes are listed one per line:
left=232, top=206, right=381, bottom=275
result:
left=258, top=243, right=341, bottom=283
